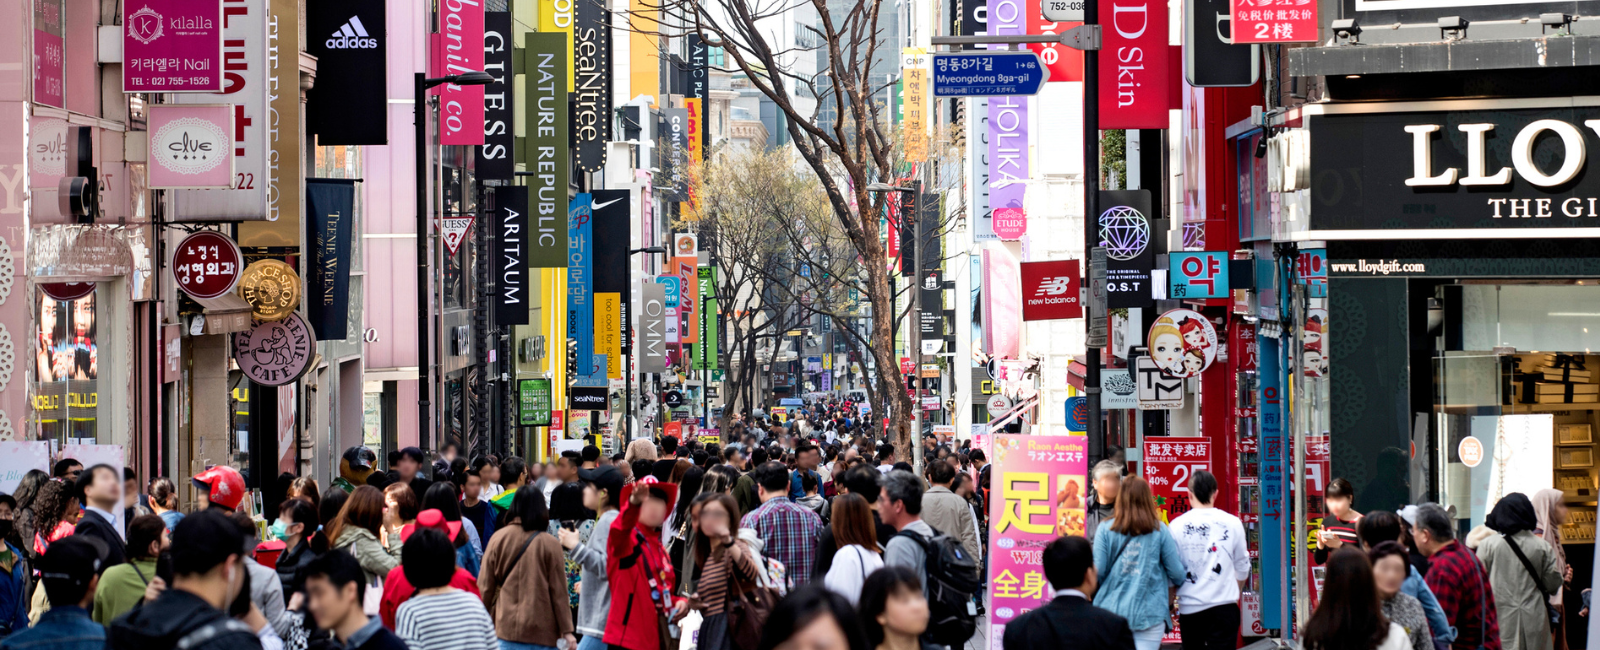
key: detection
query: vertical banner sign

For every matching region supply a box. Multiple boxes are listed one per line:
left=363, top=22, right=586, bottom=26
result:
left=1168, top=251, right=1230, bottom=299
left=1019, top=260, right=1082, bottom=320
left=677, top=258, right=699, bottom=345
left=987, top=434, right=1089, bottom=650
left=920, top=270, right=944, bottom=338
left=658, top=275, right=682, bottom=343
left=981, top=245, right=1022, bottom=360
left=568, top=194, right=595, bottom=371
left=902, top=48, right=929, bottom=162
left=959, top=0, right=987, bottom=48
left=307, top=179, right=356, bottom=339
left=123, top=0, right=224, bottom=93
left=1258, top=334, right=1284, bottom=629
left=526, top=32, right=570, bottom=267
left=595, top=293, right=621, bottom=377
left=248, top=0, right=305, bottom=246
left=495, top=186, right=530, bottom=325
left=305, top=0, right=386, bottom=145
left=1145, top=437, right=1212, bottom=523
left=898, top=188, right=918, bottom=276
left=437, top=0, right=485, bottom=145
left=1099, top=0, right=1169, bottom=128
left=520, top=378, right=552, bottom=426
left=970, top=98, right=995, bottom=242
left=1100, top=190, right=1155, bottom=310
left=640, top=282, right=667, bottom=373
left=538, top=0, right=573, bottom=91
left=1184, top=0, right=1258, bottom=86
left=662, top=109, right=689, bottom=201
left=687, top=35, right=708, bottom=146
left=1230, top=0, right=1317, bottom=43
left=572, top=0, right=611, bottom=172
left=1027, top=0, right=1084, bottom=83
left=591, top=189, right=631, bottom=371
left=682, top=97, right=703, bottom=215
left=172, top=0, right=269, bottom=221
left=695, top=267, right=718, bottom=370
left=629, top=0, right=659, bottom=105
left=477, top=11, right=514, bottom=180
left=35, top=0, right=63, bottom=106
left=989, top=94, right=1028, bottom=239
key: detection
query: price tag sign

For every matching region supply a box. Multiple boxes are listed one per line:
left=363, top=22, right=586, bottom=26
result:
left=172, top=231, right=242, bottom=300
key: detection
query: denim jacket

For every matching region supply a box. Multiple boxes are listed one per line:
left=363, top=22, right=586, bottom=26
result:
left=1404, top=565, right=1458, bottom=644
left=0, top=605, right=105, bottom=650
left=1092, top=520, right=1187, bottom=633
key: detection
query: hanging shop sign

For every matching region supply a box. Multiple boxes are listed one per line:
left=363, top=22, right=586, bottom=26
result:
left=969, top=98, right=995, bottom=242
left=1296, top=248, right=1327, bottom=297
left=1147, top=308, right=1217, bottom=377
left=1144, top=437, right=1212, bottom=521
left=920, top=270, right=944, bottom=337
left=981, top=244, right=1022, bottom=360
left=694, top=266, right=719, bottom=371
left=595, top=294, right=622, bottom=378
left=990, top=93, right=1028, bottom=240
left=520, top=378, right=552, bottom=426
left=147, top=105, right=233, bottom=189
left=526, top=32, right=570, bottom=266
left=1168, top=251, right=1229, bottom=300
left=1020, top=259, right=1082, bottom=320
left=1135, top=356, right=1184, bottom=409
left=1184, top=0, right=1257, bottom=86
left=1230, top=0, right=1316, bottom=43
left=307, top=179, right=355, bottom=337
left=986, top=393, right=1012, bottom=415
left=640, top=282, right=667, bottom=374
left=1065, top=396, right=1088, bottom=431
left=683, top=97, right=703, bottom=213
left=569, top=386, right=608, bottom=410
left=40, top=283, right=95, bottom=301
left=170, top=0, right=268, bottom=221
left=568, top=194, right=595, bottom=367
left=495, top=186, right=530, bottom=325
left=987, top=435, right=1089, bottom=640
left=34, top=0, right=64, bottom=106
left=436, top=0, right=485, bottom=145
left=1099, top=190, right=1155, bottom=309
left=1101, top=368, right=1137, bottom=408
left=674, top=232, right=698, bottom=256
left=476, top=11, right=514, bottom=178
left=439, top=216, right=473, bottom=256
left=903, top=49, right=929, bottom=161
left=236, top=259, right=300, bottom=322
left=662, top=109, right=690, bottom=201
left=306, top=0, right=387, bottom=144
left=572, top=0, right=611, bottom=171
left=234, top=313, right=316, bottom=386
left=657, top=275, right=681, bottom=344
left=123, top=0, right=224, bottom=93
left=173, top=231, right=242, bottom=300
left=1098, top=0, right=1168, bottom=129
left=591, top=189, right=631, bottom=358
left=1027, top=0, right=1084, bottom=82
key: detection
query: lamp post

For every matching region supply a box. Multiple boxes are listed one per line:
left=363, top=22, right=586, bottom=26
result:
left=866, top=182, right=920, bottom=474
left=415, top=70, right=495, bottom=449
left=626, top=246, right=667, bottom=441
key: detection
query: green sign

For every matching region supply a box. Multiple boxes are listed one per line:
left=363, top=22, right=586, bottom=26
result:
left=524, top=32, right=569, bottom=268
left=694, top=267, right=719, bottom=370
left=520, top=378, right=552, bottom=426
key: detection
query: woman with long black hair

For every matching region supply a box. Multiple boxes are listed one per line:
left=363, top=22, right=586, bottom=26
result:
left=1302, top=547, right=1411, bottom=650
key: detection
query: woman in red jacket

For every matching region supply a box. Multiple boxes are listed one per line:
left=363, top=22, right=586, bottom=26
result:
left=605, top=476, right=681, bottom=650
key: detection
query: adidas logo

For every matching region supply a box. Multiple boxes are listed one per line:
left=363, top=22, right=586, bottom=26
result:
left=326, top=16, right=378, bottom=49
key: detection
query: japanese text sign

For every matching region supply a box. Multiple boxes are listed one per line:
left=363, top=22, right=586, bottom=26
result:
left=1144, top=437, right=1212, bottom=524
left=987, top=434, right=1089, bottom=648
left=1230, top=0, right=1317, bottom=43
left=124, top=0, right=224, bottom=92
left=1020, top=260, right=1082, bottom=321
left=1168, top=252, right=1230, bottom=300
left=172, top=231, right=241, bottom=299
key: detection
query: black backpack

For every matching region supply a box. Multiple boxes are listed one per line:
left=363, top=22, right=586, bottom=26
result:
left=897, top=527, right=981, bottom=647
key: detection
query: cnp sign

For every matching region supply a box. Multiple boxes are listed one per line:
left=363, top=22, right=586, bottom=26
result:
left=1168, top=251, right=1228, bottom=300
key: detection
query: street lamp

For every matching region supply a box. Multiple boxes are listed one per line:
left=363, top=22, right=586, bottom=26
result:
left=866, top=183, right=923, bottom=474
left=625, top=246, right=669, bottom=441
left=415, top=70, right=495, bottom=451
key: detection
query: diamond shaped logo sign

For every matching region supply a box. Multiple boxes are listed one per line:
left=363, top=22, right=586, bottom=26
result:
left=1099, top=190, right=1155, bottom=310
left=1098, top=205, right=1150, bottom=261
left=440, top=217, right=474, bottom=256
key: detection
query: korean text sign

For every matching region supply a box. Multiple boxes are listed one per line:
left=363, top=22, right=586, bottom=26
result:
left=1230, top=0, right=1316, bottom=43
left=987, top=434, right=1089, bottom=649
left=1169, top=252, right=1230, bottom=299
left=124, top=0, right=224, bottom=92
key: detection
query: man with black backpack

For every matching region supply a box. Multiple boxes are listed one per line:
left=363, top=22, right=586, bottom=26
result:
left=880, top=470, right=980, bottom=649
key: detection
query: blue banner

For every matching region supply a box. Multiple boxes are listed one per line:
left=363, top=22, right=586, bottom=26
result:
left=1258, top=333, right=1285, bottom=629
left=657, top=275, right=681, bottom=308
left=568, top=194, right=594, bottom=368
left=307, top=179, right=356, bottom=340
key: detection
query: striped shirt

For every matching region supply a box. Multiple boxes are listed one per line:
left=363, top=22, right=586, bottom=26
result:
left=395, top=590, right=498, bottom=650
left=696, top=540, right=763, bottom=616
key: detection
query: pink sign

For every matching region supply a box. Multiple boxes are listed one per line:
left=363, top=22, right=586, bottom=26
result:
left=1231, top=0, right=1317, bottom=43
left=123, top=0, right=224, bottom=92
left=33, top=0, right=64, bottom=107
left=434, top=0, right=486, bottom=145
left=234, top=312, right=316, bottom=386
left=147, top=105, right=234, bottom=189
left=982, top=245, right=1021, bottom=360
left=993, top=207, right=1027, bottom=240
left=1098, top=0, right=1168, bottom=128
left=987, top=434, right=1089, bottom=649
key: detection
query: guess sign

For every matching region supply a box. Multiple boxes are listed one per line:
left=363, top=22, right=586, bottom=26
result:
left=172, top=231, right=242, bottom=299
left=233, top=313, right=316, bottom=386
left=147, top=105, right=233, bottom=189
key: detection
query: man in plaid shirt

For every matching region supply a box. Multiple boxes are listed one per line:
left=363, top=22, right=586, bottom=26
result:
left=741, top=461, right=823, bottom=586
left=1416, top=503, right=1501, bottom=650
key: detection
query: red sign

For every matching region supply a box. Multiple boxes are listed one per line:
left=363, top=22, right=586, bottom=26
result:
left=432, top=0, right=486, bottom=145
left=1145, top=437, right=1212, bottom=524
left=1231, top=0, right=1317, bottom=43
left=1026, top=3, right=1083, bottom=83
left=1098, top=0, right=1169, bottom=129
left=1020, top=260, right=1082, bottom=321
left=900, top=357, right=915, bottom=374
left=123, top=0, right=225, bottom=92
left=40, top=282, right=95, bottom=301
left=665, top=422, right=683, bottom=442
left=172, top=231, right=242, bottom=299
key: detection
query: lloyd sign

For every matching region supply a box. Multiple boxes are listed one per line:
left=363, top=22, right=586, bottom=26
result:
left=1310, top=104, right=1600, bottom=235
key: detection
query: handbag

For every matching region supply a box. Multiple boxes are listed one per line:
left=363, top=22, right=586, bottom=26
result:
left=1501, top=533, right=1561, bottom=627
left=726, top=542, right=780, bottom=650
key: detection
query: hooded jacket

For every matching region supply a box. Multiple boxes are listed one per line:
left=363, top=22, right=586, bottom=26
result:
left=108, top=589, right=262, bottom=650
left=603, top=499, right=682, bottom=650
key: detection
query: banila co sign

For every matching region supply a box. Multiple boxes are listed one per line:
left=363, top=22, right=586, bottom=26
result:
left=1310, top=105, right=1600, bottom=235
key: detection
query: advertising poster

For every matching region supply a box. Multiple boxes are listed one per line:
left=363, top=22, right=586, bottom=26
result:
left=981, top=245, right=1021, bottom=360
left=1144, top=437, right=1212, bottom=524
left=520, top=379, right=551, bottom=426
left=988, top=434, right=1089, bottom=650
left=0, top=442, right=50, bottom=494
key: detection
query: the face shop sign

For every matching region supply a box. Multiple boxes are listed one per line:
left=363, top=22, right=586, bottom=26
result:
left=1309, top=105, right=1600, bottom=235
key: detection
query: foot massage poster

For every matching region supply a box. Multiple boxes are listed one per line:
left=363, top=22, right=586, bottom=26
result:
left=986, top=434, right=1089, bottom=650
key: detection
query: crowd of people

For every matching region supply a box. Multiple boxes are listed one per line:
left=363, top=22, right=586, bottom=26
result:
left=0, top=402, right=1577, bottom=650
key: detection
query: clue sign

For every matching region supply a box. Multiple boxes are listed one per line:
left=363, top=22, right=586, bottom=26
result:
left=1168, top=251, right=1229, bottom=300
left=123, top=0, right=225, bottom=92
left=147, top=105, right=234, bottom=189
left=172, top=231, right=241, bottom=299
left=1020, top=260, right=1082, bottom=321
left=233, top=313, right=316, bottom=386
left=1099, top=190, right=1155, bottom=309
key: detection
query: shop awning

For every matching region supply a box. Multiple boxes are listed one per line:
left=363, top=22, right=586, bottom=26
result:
left=193, top=294, right=253, bottom=335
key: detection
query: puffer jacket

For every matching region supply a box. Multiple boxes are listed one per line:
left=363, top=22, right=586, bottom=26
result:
left=603, top=501, right=683, bottom=650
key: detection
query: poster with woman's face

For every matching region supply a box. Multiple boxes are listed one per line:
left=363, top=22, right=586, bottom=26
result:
left=1146, top=308, right=1217, bottom=378
left=1303, top=308, right=1328, bottom=378
left=36, top=291, right=97, bottom=382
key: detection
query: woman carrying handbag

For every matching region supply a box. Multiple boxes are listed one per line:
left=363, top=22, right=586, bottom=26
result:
left=677, top=493, right=765, bottom=650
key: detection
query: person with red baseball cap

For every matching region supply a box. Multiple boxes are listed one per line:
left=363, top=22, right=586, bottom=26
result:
left=602, top=477, right=681, bottom=650
left=376, top=509, right=481, bottom=629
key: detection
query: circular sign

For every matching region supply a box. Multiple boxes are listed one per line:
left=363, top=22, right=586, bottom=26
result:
left=664, top=390, right=685, bottom=408
left=40, top=282, right=95, bottom=301
left=233, top=313, right=316, bottom=386
left=1146, top=308, right=1218, bottom=379
left=1459, top=436, right=1485, bottom=468
left=1065, top=396, right=1088, bottom=432
left=173, top=231, right=243, bottom=300
left=237, top=259, right=301, bottom=322
left=986, top=393, right=1012, bottom=414
left=1098, top=205, right=1151, bottom=261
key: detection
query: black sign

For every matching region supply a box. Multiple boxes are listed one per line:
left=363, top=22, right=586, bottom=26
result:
left=664, top=390, right=685, bottom=408
left=496, top=186, right=530, bottom=325
left=661, top=108, right=689, bottom=201
left=920, top=192, right=941, bottom=273
left=898, top=182, right=921, bottom=277
left=478, top=12, right=514, bottom=181
left=591, top=189, right=631, bottom=345
left=1311, top=106, right=1600, bottom=234
left=920, top=269, right=944, bottom=338
left=1183, top=0, right=1257, bottom=87
left=569, top=386, right=609, bottom=410
left=573, top=0, right=611, bottom=172
left=1099, top=190, right=1155, bottom=310
left=306, top=0, right=387, bottom=145
left=526, top=33, right=569, bottom=267
left=307, top=179, right=355, bottom=339
left=687, top=35, right=708, bottom=154
left=955, top=0, right=985, bottom=50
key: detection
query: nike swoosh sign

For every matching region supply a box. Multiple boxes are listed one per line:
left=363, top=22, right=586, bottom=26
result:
left=592, top=198, right=624, bottom=210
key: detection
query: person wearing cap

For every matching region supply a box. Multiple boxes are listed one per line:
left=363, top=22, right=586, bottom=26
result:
left=478, top=486, right=574, bottom=650
left=394, top=447, right=434, bottom=506
left=302, top=550, right=407, bottom=650
left=72, top=464, right=127, bottom=567
left=602, top=477, right=681, bottom=650
left=192, top=465, right=247, bottom=513
left=563, top=466, right=624, bottom=650
left=109, top=510, right=263, bottom=650
left=2, top=536, right=104, bottom=650
left=377, top=509, right=482, bottom=629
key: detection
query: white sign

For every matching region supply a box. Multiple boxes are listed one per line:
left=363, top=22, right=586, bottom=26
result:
left=171, top=0, right=269, bottom=219
left=1459, top=435, right=1484, bottom=468
left=986, top=393, right=1012, bottom=414
left=1135, top=356, right=1184, bottom=410
left=922, top=339, right=943, bottom=355
left=673, top=232, right=698, bottom=256
left=1041, top=0, right=1084, bottom=22
left=0, top=442, right=50, bottom=494
left=441, top=217, right=474, bottom=256
left=1101, top=368, right=1137, bottom=409
left=932, top=424, right=957, bottom=437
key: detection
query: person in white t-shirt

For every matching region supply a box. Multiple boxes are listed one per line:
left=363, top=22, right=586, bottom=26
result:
left=1167, top=469, right=1251, bottom=650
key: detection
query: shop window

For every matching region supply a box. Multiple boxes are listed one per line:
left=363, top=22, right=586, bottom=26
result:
left=32, top=283, right=124, bottom=445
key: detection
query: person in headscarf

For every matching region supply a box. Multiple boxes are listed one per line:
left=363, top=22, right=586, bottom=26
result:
left=1531, top=489, right=1572, bottom=650
left=1476, top=494, right=1563, bottom=650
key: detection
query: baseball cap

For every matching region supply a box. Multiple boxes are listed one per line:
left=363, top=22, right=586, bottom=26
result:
left=39, top=536, right=110, bottom=586
left=1398, top=505, right=1419, bottom=527
left=342, top=446, right=376, bottom=470
left=578, top=465, right=625, bottom=499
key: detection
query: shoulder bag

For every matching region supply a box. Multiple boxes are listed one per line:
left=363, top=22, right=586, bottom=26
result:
left=1502, top=533, right=1561, bottom=626
left=727, top=541, right=780, bottom=649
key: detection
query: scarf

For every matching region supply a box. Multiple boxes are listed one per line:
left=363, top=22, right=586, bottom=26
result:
left=1486, top=492, right=1538, bottom=536
left=1531, top=488, right=1567, bottom=576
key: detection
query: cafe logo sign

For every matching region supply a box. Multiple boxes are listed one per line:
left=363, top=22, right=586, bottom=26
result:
left=233, top=313, right=316, bottom=386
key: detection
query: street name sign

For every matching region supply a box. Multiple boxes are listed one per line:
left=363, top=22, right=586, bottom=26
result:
left=931, top=52, right=1049, bottom=97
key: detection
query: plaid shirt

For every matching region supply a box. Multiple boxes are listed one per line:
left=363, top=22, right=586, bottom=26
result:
left=742, top=497, right=823, bottom=586
left=1425, top=540, right=1501, bottom=650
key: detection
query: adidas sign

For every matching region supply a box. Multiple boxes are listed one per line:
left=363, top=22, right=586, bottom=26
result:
left=326, top=16, right=378, bottom=49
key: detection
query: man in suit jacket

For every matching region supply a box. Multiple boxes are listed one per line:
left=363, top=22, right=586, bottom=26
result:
left=72, top=464, right=127, bottom=567
left=1002, top=536, right=1134, bottom=650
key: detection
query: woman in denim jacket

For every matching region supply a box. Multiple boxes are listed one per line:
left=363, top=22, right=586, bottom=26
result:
left=1091, top=476, right=1188, bottom=650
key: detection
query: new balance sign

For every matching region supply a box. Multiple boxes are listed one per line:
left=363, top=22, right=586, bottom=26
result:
left=327, top=17, right=378, bottom=48
left=1020, top=260, right=1082, bottom=321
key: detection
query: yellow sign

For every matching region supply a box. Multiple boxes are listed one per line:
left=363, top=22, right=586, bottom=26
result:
left=595, top=292, right=621, bottom=378
left=629, top=0, right=659, bottom=105
left=237, top=259, right=301, bottom=321
left=240, top=0, right=302, bottom=247
left=539, top=0, right=574, bottom=91
left=902, top=48, right=929, bottom=162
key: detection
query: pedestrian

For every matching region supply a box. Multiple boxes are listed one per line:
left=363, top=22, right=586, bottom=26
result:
left=823, top=493, right=884, bottom=606
left=490, top=458, right=529, bottom=519
left=473, top=457, right=505, bottom=501
left=0, top=495, right=21, bottom=637
left=1, top=537, right=106, bottom=650
left=1301, top=548, right=1411, bottom=650
left=288, top=477, right=321, bottom=513
left=30, top=480, right=78, bottom=561
left=742, top=461, right=822, bottom=587
left=383, top=482, right=421, bottom=545
left=394, top=529, right=498, bottom=650
left=92, top=514, right=165, bottom=625
left=548, top=481, right=590, bottom=618
left=796, top=471, right=827, bottom=520
left=754, top=584, right=869, bottom=650
left=272, top=498, right=322, bottom=598
left=878, top=469, right=935, bottom=582
left=191, top=465, right=248, bottom=513
left=302, top=550, right=407, bottom=650
left=1085, top=460, right=1121, bottom=546
left=1002, top=535, right=1134, bottom=650
left=392, top=447, right=434, bottom=506
left=478, top=486, right=576, bottom=650
left=378, top=509, right=481, bottom=629
left=1315, top=478, right=1362, bottom=563
left=52, top=460, right=82, bottom=483
left=1370, top=541, right=1435, bottom=650
left=1475, top=493, right=1561, bottom=650
left=148, top=477, right=183, bottom=532
left=1358, top=511, right=1455, bottom=648
left=858, top=566, right=929, bottom=650
left=108, top=511, right=265, bottom=650
left=460, top=466, right=497, bottom=549
left=423, top=483, right=482, bottom=573
left=326, top=485, right=402, bottom=587
left=564, top=466, right=624, bottom=650
left=816, top=466, right=897, bottom=579
left=71, top=464, right=127, bottom=566
left=1416, top=503, right=1501, bottom=650
left=1091, top=476, right=1187, bottom=650
left=1165, top=470, right=1249, bottom=650
left=682, top=492, right=762, bottom=650
left=604, top=477, right=681, bottom=650
left=1530, top=489, right=1572, bottom=650
left=226, top=510, right=296, bottom=641
left=788, top=442, right=822, bottom=501
left=919, top=460, right=981, bottom=573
